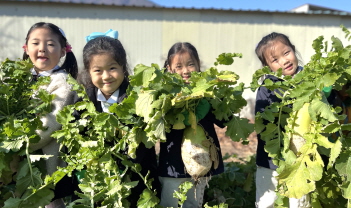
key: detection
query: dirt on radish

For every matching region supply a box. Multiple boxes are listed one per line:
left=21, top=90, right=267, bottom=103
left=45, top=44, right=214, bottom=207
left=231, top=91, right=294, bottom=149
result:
left=181, top=125, right=219, bottom=181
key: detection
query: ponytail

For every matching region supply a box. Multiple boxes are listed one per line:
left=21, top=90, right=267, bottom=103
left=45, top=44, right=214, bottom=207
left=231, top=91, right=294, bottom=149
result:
left=22, top=52, right=29, bottom=61
left=60, top=51, right=78, bottom=79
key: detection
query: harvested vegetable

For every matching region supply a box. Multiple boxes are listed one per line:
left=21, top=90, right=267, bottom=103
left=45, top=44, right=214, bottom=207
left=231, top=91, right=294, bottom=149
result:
left=181, top=125, right=218, bottom=180
left=289, top=103, right=311, bottom=154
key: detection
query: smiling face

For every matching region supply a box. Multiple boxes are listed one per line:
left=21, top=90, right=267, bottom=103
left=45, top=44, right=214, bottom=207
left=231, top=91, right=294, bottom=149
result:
left=25, top=28, right=65, bottom=73
left=264, top=40, right=298, bottom=76
left=89, top=53, right=125, bottom=99
left=168, top=52, right=199, bottom=81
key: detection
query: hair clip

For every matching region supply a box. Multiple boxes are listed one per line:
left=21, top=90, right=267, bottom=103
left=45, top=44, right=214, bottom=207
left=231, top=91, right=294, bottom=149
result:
left=59, top=28, right=66, bottom=38
left=85, top=29, right=118, bottom=42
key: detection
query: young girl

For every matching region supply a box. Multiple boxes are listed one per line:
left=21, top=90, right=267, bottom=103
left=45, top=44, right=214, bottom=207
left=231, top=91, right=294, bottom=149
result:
left=158, top=42, right=225, bottom=208
left=22, top=22, right=78, bottom=208
left=76, top=31, right=160, bottom=207
left=254, top=32, right=309, bottom=208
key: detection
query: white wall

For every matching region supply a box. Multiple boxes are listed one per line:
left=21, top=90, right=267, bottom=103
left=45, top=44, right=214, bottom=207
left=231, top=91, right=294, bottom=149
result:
left=1, top=1, right=351, bottom=111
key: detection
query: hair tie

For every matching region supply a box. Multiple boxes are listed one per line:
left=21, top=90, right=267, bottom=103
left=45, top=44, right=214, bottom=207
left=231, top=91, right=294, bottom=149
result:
left=66, top=43, right=72, bottom=52
left=85, top=29, right=118, bottom=42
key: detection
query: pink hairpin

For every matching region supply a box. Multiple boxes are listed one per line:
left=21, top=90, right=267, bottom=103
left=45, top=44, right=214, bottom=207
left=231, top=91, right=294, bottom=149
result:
left=66, top=43, right=72, bottom=53
left=22, top=44, right=27, bottom=52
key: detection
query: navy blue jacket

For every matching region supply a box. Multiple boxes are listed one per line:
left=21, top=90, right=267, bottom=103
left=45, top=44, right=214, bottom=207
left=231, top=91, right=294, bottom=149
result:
left=255, top=75, right=282, bottom=170
left=255, top=67, right=305, bottom=170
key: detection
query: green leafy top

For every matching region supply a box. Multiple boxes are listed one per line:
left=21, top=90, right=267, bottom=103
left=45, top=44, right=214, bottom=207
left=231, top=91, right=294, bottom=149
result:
left=52, top=77, right=160, bottom=208
left=0, top=58, right=58, bottom=207
left=0, top=59, right=53, bottom=124
left=111, top=53, right=253, bottom=146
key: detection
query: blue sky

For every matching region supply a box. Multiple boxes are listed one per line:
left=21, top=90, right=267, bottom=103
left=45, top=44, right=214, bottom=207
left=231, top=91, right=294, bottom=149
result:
left=151, top=0, right=351, bottom=13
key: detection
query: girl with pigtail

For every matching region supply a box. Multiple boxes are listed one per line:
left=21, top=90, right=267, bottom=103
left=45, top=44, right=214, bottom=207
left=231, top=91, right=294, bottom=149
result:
left=158, top=42, right=226, bottom=208
left=22, top=22, right=78, bottom=208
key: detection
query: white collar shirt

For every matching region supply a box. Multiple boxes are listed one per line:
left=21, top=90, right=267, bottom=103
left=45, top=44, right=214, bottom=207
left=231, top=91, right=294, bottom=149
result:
left=97, top=89, right=120, bottom=113
left=31, top=66, right=60, bottom=77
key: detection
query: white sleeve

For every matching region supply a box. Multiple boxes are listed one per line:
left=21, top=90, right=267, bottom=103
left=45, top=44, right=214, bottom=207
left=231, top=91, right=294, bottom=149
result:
left=30, top=72, right=74, bottom=151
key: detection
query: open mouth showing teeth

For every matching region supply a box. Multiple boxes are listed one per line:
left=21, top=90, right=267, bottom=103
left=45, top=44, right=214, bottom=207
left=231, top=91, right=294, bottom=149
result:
left=285, top=64, right=292, bottom=69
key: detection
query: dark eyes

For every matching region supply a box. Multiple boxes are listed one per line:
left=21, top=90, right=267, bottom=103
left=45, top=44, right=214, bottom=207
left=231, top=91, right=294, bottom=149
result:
left=92, top=67, right=118, bottom=73
left=30, top=42, right=55, bottom=46
left=175, top=63, right=194, bottom=68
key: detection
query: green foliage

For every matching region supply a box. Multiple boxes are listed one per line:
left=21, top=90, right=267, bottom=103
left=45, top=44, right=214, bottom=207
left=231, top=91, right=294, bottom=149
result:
left=173, top=181, right=193, bottom=207
left=204, top=155, right=256, bottom=208
left=53, top=77, right=159, bottom=207
left=118, top=54, right=253, bottom=145
left=137, top=189, right=161, bottom=208
left=0, top=58, right=58, bottom=207
left=214, top=53, right=243, bottom=66
left=204, top=203, right=229, bottom=208
left=251, top=25, right=351, bottom=207
left=0, top=58, right=53, bottom=122
left=341, top=25, right=351, bottom=41
left=52, top=53, right=253, bottom=207
left=0, top=53, right=253, bottom=207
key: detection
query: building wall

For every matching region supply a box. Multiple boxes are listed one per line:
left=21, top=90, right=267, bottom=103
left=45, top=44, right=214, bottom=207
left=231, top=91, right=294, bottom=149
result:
left=1, top=1, right=351, bottom=106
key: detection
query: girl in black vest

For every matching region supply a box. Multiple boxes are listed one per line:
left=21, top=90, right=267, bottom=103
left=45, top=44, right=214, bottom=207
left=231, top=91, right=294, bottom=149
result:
left=74, top=30, right=160, bottom=207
